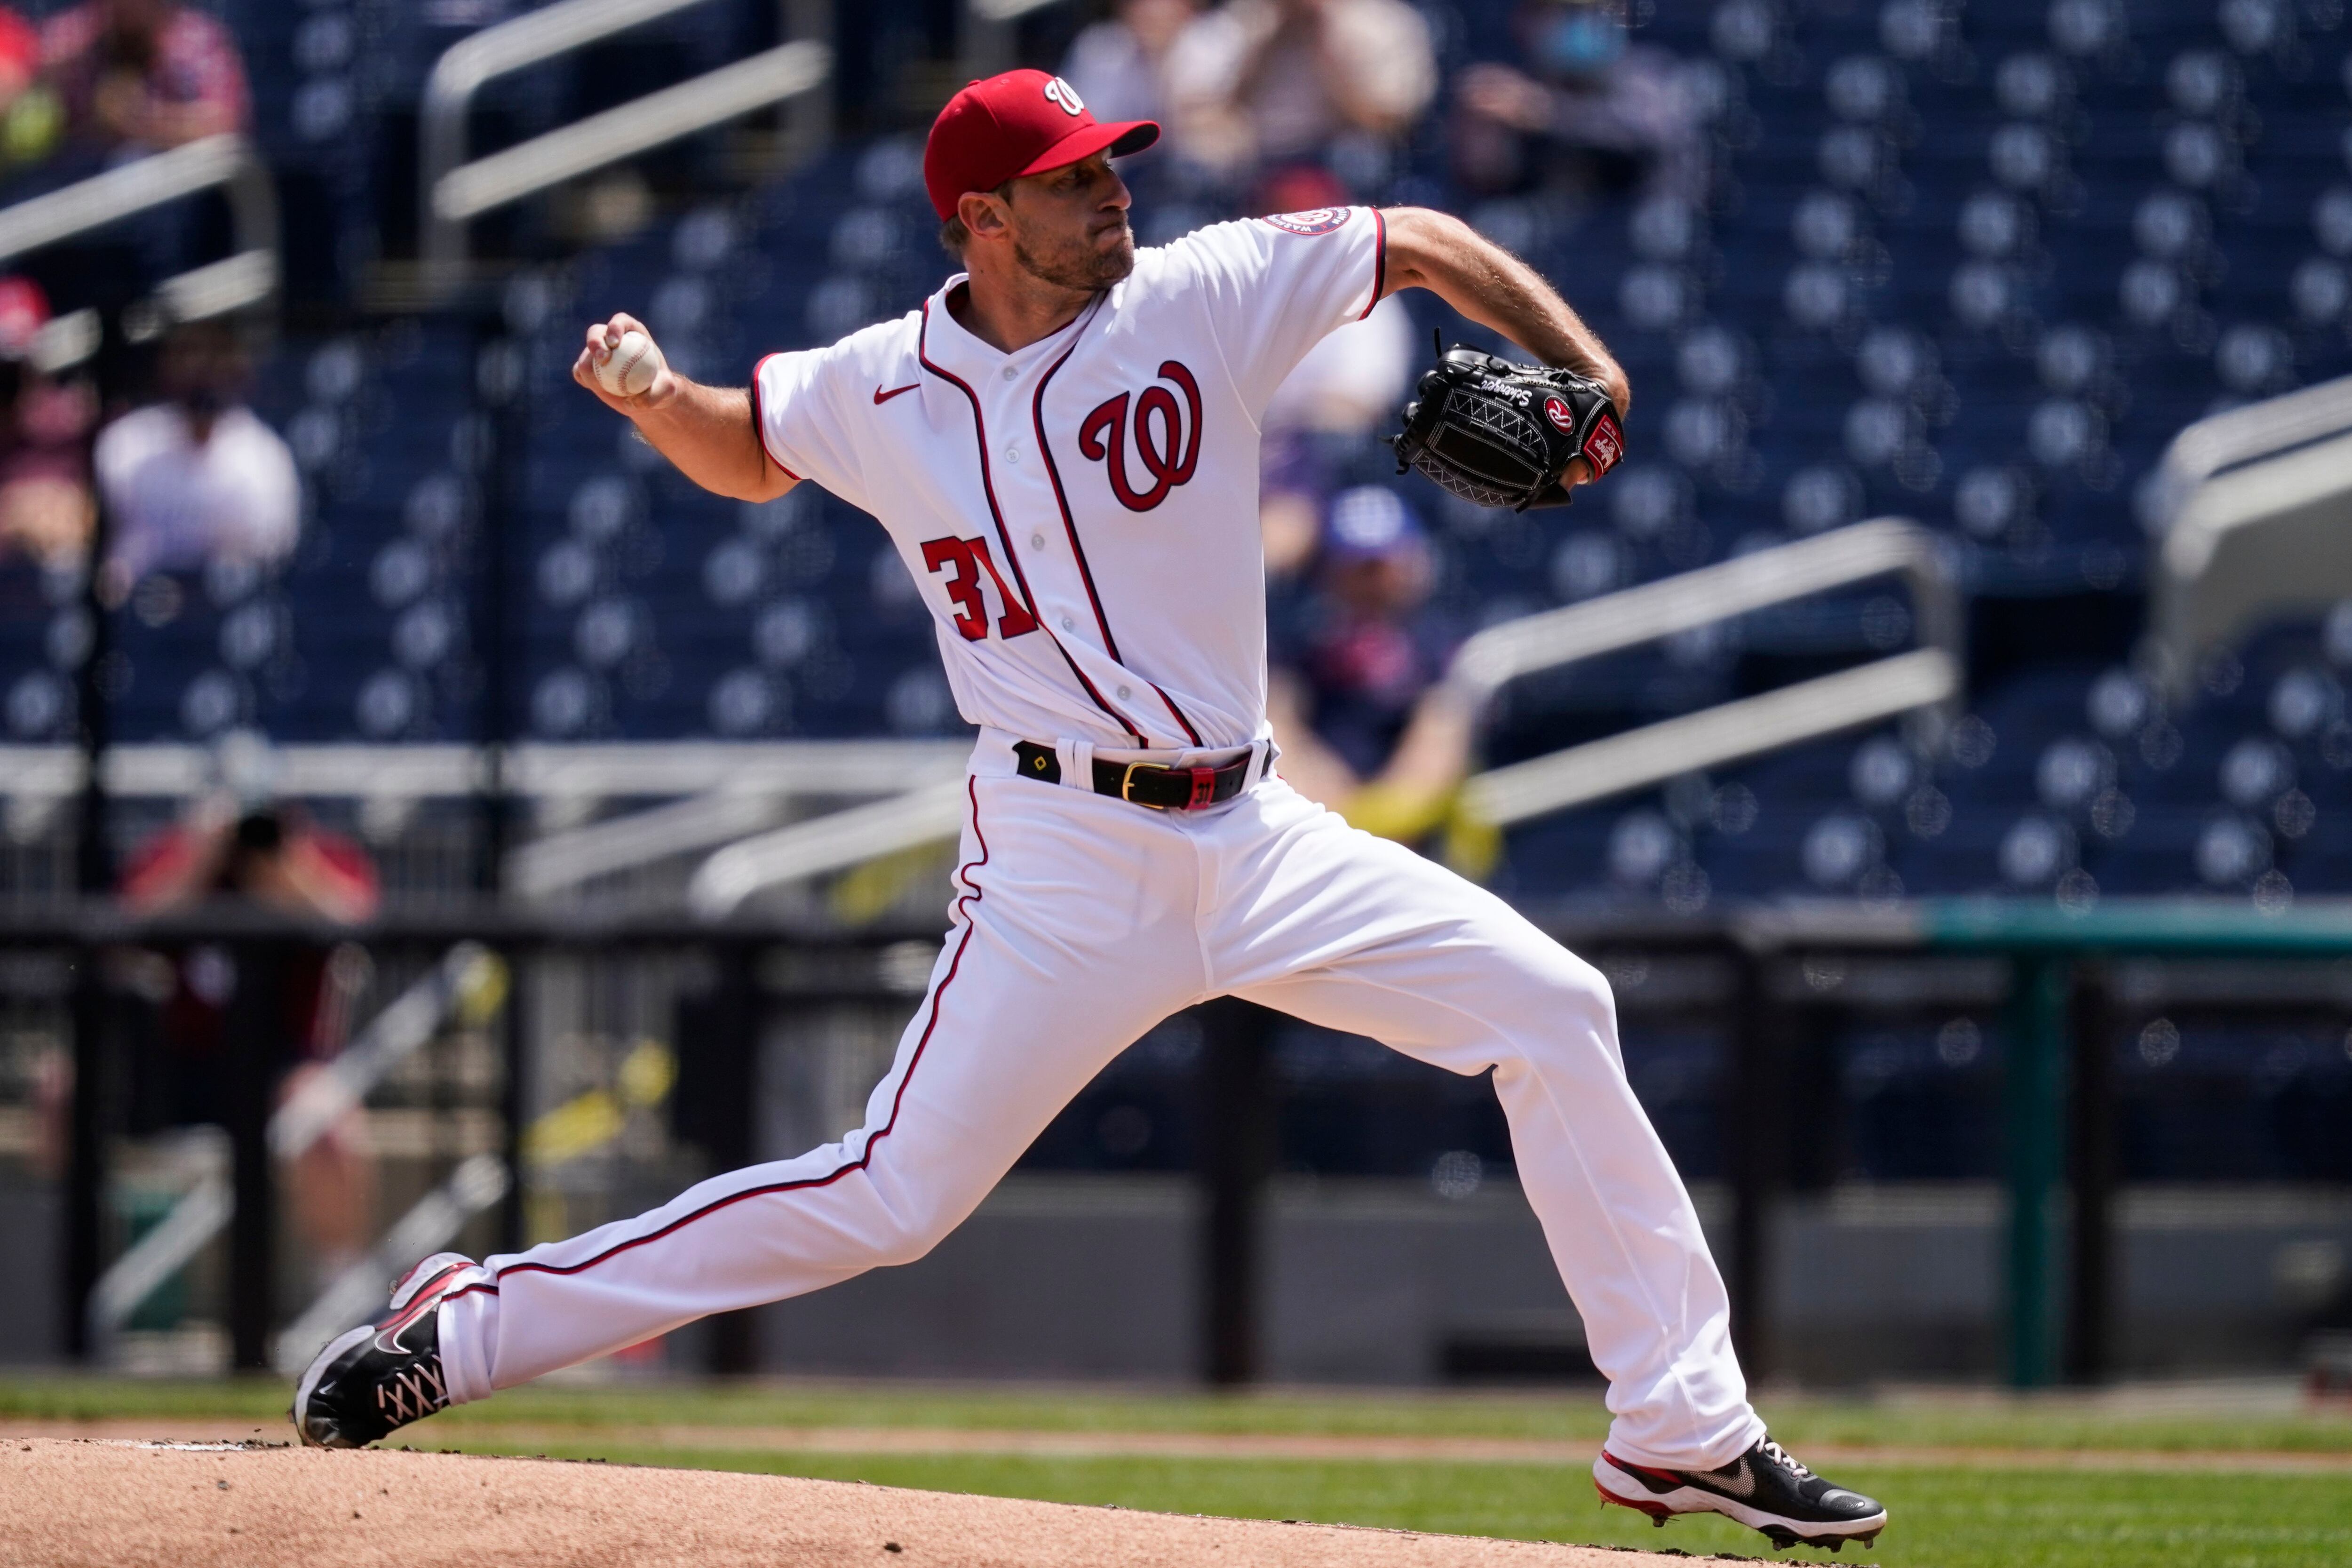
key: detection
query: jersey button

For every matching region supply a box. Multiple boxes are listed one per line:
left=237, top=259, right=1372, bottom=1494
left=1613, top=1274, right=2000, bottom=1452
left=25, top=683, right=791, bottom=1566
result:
left=1006, top=443, right=1022, bottom=463
left=1117, top=685, right=1133, bottom=700
left=1001, top=365, right=1017, bottom=381
left=1060, top=616, right=1075, bottom=632
left=1030, top=532, right=1045, bottom=550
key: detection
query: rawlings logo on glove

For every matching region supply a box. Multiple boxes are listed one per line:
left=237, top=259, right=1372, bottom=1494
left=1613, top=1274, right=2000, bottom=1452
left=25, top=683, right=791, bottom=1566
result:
left=1389, top=344, right=1624, bottom=512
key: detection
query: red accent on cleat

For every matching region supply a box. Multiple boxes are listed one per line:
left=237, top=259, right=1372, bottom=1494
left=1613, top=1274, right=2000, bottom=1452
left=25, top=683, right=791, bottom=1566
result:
left=1593, top=1478, right=1673, bottom=1523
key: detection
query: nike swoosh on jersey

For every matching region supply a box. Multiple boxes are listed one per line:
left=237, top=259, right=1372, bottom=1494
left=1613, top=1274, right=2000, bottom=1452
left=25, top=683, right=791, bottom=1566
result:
left=873, top=383, right=919, bottom=404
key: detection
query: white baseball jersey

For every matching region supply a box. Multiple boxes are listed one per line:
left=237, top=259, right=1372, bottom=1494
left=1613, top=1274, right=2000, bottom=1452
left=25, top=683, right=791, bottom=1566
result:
left=752, top=205, right=1387, bottom=751
left=419, top=205, right=1768, bottom=1478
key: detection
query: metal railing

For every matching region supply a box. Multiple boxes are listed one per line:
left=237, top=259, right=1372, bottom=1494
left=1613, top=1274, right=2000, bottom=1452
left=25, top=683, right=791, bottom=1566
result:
left=0, top=738, right=970, bottom=806
left=510, top=738, right=974, bottom=901
left=0, top=133, right=275, bottom=269
left=2143, top=372, right=2352, bottom=530
left=2146, top=373, right=2352, bottom=696
left=33, top=896, right=2348, bottom=1384
left=689, top=778, right=970, bottom=920
left=0, top=132, right=280, bottom=364
left=1451, top=517, right=1963, bottom=825
left=421, top=0, right=830, bottom=286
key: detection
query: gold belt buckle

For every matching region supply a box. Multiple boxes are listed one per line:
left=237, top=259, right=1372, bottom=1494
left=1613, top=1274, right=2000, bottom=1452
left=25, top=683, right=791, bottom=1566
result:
left=1120, top=761, right=1164, bottom=808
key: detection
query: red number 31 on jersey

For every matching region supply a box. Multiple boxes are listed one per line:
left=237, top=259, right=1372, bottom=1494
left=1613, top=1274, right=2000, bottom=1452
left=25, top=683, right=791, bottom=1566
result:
left=920, top=535, right=1039, bottom=641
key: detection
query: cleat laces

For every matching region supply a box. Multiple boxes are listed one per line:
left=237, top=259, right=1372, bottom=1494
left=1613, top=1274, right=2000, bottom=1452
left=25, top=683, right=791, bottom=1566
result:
left=375, top=1360, right=450, bottom=1426
left=1759, top=1438, right=1814, bottom=1481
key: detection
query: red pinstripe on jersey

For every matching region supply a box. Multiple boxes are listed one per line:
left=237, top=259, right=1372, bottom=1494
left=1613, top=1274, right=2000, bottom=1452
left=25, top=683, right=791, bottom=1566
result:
left=1030, top=301, right=1204, bottom=748
left=1358, top=207, right=1388, bottom=322
left=918, top=298, right=1148, bottom=743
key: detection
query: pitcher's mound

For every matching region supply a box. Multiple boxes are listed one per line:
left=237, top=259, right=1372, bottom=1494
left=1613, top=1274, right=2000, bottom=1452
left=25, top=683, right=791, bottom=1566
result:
left=6, top=1436, right=1728, bottom=1568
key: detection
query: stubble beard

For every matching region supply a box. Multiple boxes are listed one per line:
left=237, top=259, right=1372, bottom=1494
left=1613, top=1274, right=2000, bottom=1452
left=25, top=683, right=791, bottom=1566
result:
left=1013, top=221, right=1136, bottom=293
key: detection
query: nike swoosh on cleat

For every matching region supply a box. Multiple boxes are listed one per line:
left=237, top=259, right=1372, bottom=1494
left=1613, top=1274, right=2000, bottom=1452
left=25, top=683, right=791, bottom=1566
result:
left=1712, top=1459, right=1758, bottom=1498
left=873, top=383, right=918, bottom=404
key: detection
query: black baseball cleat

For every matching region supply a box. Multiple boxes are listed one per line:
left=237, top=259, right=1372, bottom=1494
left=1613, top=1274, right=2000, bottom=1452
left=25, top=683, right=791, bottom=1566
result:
left=1593, top=1436, right=1888, bottom=1552
left=291, top=1251, right=477, bottom=1449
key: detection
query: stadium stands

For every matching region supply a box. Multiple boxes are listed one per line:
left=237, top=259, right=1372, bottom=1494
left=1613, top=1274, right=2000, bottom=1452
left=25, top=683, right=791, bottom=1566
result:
left=4, top=0, right=2343, bottom=899
left=2, top=0, right=2350, bottom=1195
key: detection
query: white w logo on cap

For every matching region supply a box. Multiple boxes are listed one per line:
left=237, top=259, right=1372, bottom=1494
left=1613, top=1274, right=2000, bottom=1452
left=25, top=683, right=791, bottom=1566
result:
left=1042, top=76, right=1085, bottom=116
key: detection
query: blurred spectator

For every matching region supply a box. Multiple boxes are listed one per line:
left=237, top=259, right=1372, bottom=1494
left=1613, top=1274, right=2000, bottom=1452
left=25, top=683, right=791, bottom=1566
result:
left=0, top=6, right=55, bottom=166
left=40, top=0, right=248, bottom=155
left=1258, top=431, right=1325, bottom=587
left=1061, top=0, right=1200, bottom=130
left=1166, top=0, right=1435, bottom=179
left=0, top=275, right=97, bottom=568
left=1267, top=486, right=1477, bottom=842
left=1452, top=0, right=1704, bottom=203
left=122, top=801, right=380, bottom=930
left=94, top=318, right=297, bottom=597
left=117, top=739, right=381, bottom=1277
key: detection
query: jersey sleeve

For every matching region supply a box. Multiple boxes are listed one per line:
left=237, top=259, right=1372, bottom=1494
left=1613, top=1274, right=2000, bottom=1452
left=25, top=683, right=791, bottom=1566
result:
left=1172, top=207, right=1389, bottom=420
left=750, top=342, right=868, bottom=511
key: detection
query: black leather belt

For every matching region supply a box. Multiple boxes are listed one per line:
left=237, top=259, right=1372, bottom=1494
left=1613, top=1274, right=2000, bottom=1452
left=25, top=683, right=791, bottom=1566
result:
left=1013, top=740, right=1251, bottom=811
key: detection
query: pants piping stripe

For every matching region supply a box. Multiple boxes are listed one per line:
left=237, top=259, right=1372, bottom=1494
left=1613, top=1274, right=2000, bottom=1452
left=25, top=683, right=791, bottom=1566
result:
left=476, top=777, right=990, bottom=1292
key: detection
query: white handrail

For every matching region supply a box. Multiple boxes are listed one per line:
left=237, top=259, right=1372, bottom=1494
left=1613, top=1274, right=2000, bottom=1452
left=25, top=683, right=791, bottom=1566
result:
left=0, top=738, right=973, bottom=802
left=508, top=789, right=785, bottom=899
left=2144, top=373, right=2352, bottom=535
left=435, top=40, right=830, bottom=227
left=151, top=248, right=278, bottom=326
left=421, top=0, right=831, bottom=287
left=1452, top=519, right=1963, bottom=825
left=1446, top=518, right=1959, bottom=700
left=1463, top=649, right=1959, bottom=825
left=0, top=133, right=276, bottom=267
left=421, top=0, right=713, bottom=279
left=689, top=777, right=970, bottom=921
left=2147, top=375, right=2352, bottom=696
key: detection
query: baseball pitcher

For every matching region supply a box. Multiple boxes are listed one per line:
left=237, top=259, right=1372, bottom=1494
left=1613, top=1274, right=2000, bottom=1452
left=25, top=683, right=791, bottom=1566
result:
left=296, top=69, right=1885, bottom=1552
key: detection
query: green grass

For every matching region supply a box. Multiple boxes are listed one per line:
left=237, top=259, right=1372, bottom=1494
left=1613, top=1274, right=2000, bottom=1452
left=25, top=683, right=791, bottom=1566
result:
left=5, top=1373, right=2349, bottom=1454
left=371, top=1442, right=2352, bottom=1568
left=8, top=1376, right=2352, bottom=1566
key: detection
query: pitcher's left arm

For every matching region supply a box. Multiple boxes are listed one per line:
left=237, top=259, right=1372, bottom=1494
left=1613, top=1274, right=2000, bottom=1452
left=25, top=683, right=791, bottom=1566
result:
left=1379, top=207, right=1630, bottom=420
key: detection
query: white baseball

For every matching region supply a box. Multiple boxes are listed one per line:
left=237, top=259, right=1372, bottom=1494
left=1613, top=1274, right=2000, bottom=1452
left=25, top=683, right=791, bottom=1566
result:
left=596, top=329, right=663, bottom=398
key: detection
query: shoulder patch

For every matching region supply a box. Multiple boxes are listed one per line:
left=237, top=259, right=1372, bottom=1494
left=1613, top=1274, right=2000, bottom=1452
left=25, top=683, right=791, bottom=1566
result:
left=1258, top=208, right=1351, bottom=237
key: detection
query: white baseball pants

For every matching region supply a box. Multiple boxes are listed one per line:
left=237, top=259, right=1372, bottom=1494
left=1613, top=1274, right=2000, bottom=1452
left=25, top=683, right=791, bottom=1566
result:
left=437, top=742, right=1764, bottom=1469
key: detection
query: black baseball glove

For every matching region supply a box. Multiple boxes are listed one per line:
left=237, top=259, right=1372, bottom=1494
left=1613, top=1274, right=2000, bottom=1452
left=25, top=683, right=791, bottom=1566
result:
left=1390, top=345, right=1624, bottom=511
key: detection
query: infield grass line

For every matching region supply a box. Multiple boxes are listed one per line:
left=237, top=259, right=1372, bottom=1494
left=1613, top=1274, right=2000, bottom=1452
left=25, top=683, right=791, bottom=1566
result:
left=5, top=1375, right=2348, bottom=1456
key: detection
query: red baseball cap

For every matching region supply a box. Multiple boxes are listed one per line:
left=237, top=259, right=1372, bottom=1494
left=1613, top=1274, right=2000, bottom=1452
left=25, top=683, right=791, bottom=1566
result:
left=922, top=69, right=1159, bottom=222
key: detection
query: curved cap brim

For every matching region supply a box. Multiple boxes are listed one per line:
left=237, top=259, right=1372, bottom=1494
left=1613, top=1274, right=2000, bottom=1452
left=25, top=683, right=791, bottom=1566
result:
left=1017, top=119, right=1160, bottom=180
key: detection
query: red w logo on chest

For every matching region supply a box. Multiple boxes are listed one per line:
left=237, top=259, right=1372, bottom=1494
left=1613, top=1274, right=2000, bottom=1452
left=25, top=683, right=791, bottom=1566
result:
left=1077, top=360, right=1203, bottom=512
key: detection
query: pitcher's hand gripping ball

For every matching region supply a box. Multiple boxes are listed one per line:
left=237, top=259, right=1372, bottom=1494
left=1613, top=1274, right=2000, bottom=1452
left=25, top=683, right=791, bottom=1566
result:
left=595, top=328, right=665, bottom=398
left=1391, top=345, right=1624, bottom=511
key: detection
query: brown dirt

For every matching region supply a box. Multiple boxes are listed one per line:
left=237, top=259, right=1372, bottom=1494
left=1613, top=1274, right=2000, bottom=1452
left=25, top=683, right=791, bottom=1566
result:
left=0, top=1437, right=1721, bottom=1568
